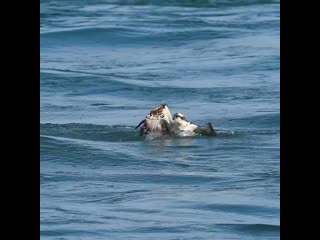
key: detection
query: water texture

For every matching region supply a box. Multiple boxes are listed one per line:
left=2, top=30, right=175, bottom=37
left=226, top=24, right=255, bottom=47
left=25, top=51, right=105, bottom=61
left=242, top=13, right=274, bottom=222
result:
left=40, top=0, right=280, bottom=239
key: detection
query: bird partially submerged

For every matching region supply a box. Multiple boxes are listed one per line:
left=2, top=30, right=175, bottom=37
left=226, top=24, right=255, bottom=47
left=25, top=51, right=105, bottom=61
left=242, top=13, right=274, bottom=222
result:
left=136, top=104, right=216, bottom=137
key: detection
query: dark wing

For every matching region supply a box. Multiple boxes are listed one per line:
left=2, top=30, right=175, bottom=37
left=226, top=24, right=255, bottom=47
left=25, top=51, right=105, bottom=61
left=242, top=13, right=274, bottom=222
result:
left=193, top=122, right=217, bottom=136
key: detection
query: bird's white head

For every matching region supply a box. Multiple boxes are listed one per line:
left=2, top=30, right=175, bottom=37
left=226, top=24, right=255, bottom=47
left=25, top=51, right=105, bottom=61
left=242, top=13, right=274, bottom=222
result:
left=173, top=112, right=189, bottom=124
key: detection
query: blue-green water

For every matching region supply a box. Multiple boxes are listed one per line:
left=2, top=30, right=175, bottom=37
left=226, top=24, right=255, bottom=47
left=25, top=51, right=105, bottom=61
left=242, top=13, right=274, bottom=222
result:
left=40, top=0, right=280, bottom=239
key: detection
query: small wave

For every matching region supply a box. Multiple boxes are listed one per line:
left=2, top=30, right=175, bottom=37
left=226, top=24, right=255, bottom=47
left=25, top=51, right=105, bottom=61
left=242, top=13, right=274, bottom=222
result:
left=99, top=0, right=279, bottom=8
left=40, top=123, right=141, bottom=142
left=218, top=223, right=280, bottom=233
left=227, top=112, right=280, bottom=130
left=40, top=25, right=241, bottom=48
left=188, top=202, right=279, bottom=216
left=40, top=26, right=142, bottom=37
left=215, top=129, right=235, bottom=136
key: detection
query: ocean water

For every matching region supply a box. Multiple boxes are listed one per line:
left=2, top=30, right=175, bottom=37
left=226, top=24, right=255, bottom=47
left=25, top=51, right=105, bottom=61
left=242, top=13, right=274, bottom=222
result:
left=40, top=0, right=280, bottom=239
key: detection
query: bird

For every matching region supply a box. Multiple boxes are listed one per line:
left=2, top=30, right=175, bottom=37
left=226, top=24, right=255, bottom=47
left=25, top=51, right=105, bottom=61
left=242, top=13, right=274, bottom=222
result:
left=135, top=103, right=216, bottom=137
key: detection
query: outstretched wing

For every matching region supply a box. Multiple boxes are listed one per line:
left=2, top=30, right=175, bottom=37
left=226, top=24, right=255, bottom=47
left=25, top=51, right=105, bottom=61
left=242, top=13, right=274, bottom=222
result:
left=136, top=104, right=173, bottom=136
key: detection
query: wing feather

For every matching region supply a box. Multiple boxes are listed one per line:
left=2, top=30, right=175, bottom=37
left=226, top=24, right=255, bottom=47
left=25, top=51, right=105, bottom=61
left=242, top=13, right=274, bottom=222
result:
left=136, top=104, right=173, bottom=135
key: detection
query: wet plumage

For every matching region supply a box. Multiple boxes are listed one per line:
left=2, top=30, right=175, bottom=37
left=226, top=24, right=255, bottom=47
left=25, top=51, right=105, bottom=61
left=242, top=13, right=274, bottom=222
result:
left=136, top=104, right=216, bottom=137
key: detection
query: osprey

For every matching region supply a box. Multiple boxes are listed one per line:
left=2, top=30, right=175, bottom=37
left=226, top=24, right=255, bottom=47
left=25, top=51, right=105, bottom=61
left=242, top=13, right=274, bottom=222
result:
left=136, top=104, right=216, bottom=137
